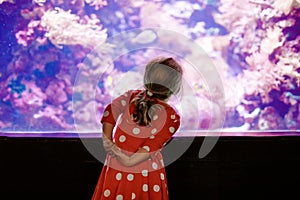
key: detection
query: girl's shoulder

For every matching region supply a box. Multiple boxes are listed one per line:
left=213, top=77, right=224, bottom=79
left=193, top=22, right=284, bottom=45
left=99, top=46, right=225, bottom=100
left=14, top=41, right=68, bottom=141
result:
left=118, top=89, right=141, bottom=97
left=124, top=89, right=142, bottom=99
left=155, top=99, right=180, bottom=116
left=130, top=89, right=142, bottom=95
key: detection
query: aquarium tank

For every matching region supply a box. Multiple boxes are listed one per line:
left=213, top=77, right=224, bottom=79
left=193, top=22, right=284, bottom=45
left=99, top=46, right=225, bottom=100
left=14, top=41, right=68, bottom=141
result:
left=0, top=0, right=299, bottom=137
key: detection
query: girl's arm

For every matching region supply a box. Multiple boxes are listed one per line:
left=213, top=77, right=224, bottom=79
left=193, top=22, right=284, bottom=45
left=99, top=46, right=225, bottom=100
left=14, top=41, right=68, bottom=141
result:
left=111, top=146, right=150, bottom=167
left=102, top=122, right=115, bottom=154
left=102, top=122, right=114, bottom=141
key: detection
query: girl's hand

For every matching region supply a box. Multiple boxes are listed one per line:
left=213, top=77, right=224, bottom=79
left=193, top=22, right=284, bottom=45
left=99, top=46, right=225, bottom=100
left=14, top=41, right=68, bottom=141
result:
left=102, top=137, right=115, bottom=157
left=111, top=145, right=151, bottom=167
left=102, top=122, right=115, bottom=156
left=111, top=145, right=131, bottom=166
left=103, top=138, right=114, bottom=152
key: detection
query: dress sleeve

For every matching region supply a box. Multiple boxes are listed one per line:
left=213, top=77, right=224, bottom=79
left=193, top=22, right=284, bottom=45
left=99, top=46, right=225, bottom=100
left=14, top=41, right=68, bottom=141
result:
left=101, top=90, right=132, bottom=126
left=141, top=108, right=181, bottom=153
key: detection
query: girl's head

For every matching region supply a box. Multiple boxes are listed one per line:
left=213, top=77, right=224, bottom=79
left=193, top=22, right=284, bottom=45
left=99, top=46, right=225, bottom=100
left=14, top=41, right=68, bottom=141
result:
left=131, top=57, right=183, bottom=126
left=144, top=57, right=183, bottom=100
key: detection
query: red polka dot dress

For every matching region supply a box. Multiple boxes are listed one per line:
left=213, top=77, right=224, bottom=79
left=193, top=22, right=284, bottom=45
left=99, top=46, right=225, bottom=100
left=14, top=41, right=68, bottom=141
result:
left=92, top=90, right=180, bottom=200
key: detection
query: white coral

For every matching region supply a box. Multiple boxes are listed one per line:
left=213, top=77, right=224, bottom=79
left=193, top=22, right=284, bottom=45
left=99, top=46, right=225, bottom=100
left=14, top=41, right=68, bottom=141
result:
left=41, top=8, right=107, bottom=49
left=272, top=0, right=300, bottom=15
left=85, top=0, right=107, bottom=10
left=0, top=0, right=14, bottom=4
left=32, top=0, right=46, bottom=6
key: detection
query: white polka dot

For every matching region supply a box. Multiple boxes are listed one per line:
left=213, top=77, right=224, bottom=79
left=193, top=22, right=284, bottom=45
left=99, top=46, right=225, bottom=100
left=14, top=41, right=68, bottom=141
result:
left=153, top=115, right=158, bottom=120
left=103, top=111, right=109, bottom=117
left=143, top=145, right=150, bottom=152
left=152, top=162, right=158, bottom=170
left=116, top=194, right=123, bottom=200
left=132, top=127, right=140, bottom=135
left=142, top=184, right=148, bottom=192
left=119, top=135, right=126, bottom=143
left=142, top=170, right=148, bottom=177
left=153, top=185, right=160, bottom=192
left=116, top=173, right=122, bottom=181
left=169, top=126, right=175, bottom=133
left=160, top=173, right=165, bottom=180
left=104, top=189, right=110, bottom=197
left=131, top=193, right=136, bottom=199
left=151, top=128, right=157, bottom=134
left=150, top=135, right=155, bottom=139
left=170, top=114, right=176, bottom=119
left=127, top=174, right=134, bottom=181
left=121, top=100, right=126, bottom=106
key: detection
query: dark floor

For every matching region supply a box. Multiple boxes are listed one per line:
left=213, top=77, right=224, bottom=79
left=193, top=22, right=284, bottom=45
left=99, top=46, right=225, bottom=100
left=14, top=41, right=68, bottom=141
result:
left=0, top=136, right=299, bottom=200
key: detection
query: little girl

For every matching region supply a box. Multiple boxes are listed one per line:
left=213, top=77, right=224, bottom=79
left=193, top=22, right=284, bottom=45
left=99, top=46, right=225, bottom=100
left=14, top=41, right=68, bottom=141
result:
left=92, top=57, right=183, bottom=200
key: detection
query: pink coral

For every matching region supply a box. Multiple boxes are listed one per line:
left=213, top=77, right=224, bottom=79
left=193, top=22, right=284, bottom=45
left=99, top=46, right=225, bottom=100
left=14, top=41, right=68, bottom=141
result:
left=15, top=20, right=42, bottom=47
left=45, top=80, right=68, bottom=105
left=33, top=105, right=74, bottom=130
left=139, top=1, right=186, bottom=34
left=72, top=100, right=100, bottom=130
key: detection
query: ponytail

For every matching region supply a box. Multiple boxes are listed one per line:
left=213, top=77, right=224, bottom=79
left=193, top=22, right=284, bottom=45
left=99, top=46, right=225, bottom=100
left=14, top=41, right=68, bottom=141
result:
left=131, top=90, right=155, bottom=126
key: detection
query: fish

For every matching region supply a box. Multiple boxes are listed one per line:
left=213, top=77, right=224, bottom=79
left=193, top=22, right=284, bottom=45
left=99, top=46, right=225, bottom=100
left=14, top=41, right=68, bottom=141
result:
left=131, top=29, right=157, bottom=44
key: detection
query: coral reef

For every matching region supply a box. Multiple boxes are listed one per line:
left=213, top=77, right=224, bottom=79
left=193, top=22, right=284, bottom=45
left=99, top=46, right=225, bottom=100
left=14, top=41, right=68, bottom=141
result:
left=0, top=0, right=299, bottom=133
